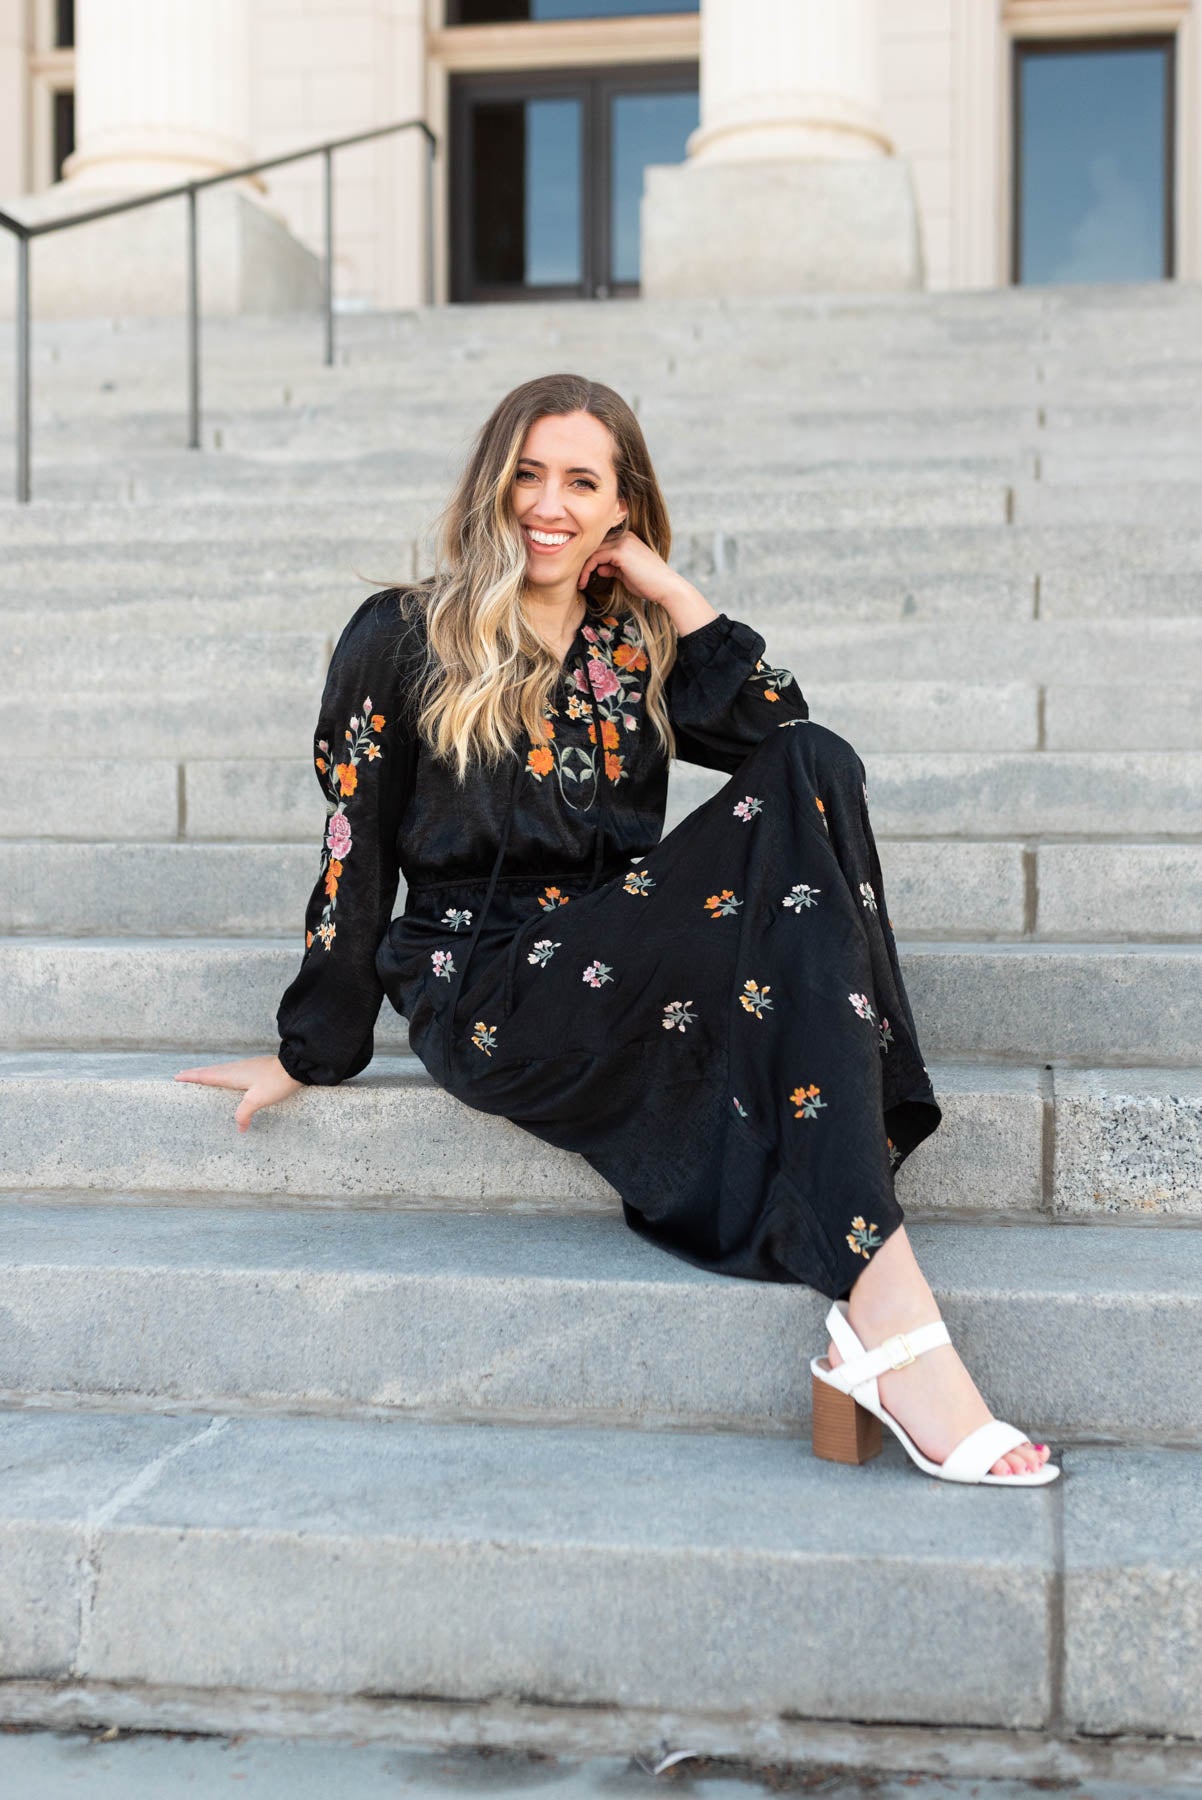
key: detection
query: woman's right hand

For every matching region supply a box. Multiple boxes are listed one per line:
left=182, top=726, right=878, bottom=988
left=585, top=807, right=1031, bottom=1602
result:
left=174, top=1054, right=304, bottom=1133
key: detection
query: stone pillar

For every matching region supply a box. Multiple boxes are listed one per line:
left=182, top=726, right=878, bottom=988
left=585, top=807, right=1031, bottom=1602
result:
left=62, top=0, right=252, bottom=191
left=641, top=0, right=924, bottom=297
left=0, top=0, right=321, bottom=317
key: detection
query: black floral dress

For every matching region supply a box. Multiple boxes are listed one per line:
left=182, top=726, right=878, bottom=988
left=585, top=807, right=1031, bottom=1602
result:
left=275, top=587, right=941, bottom=1301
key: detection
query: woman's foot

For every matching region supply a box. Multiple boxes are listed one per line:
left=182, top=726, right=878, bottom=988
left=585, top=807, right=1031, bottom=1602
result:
left=829, top=1226, right=1051, bottom=1479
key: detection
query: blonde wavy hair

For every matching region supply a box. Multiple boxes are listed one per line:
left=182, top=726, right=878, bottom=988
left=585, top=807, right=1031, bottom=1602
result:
left=368, top=373, right=681, bottom=784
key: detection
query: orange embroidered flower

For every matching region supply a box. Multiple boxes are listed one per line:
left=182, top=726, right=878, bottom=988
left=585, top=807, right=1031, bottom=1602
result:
left=324, top=858, right=342, bottom=900
left=335, top=762, right=358, bottom=797
left=370, top=712, right=385, bottom=732
left=604, top=751, right=624, bottom=782
left=305, top=929, right=314, bottom=949
left=587, top=722, right=597, bottom=743
left=764, top=689, right=779, bottom=701
left=538, top=885, right=570, bottom=910
left=315, top=756, right=327, bottom=773
left=601, top=718, right=620, bottom=750
left=527, top=745, right=554, bottom=777
left=815, top=797, right=825, bottom=817
left=613, top=644, right=647, bottom=671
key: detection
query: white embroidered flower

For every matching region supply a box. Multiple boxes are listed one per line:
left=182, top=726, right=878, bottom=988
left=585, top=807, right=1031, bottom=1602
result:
left=732, top=795, right=763, bottom=823
left=582, top=959, right=614, bottom=988
left=848, top=991, right=876, bottom=1022
left=859, top=881, right=877, bottom=913
left=662, top=999, right=697, bottom=1032
left=431, top=949, right=455, bottom=980
left=527, top=937, right=560, bottom=966
left=783, top=882, right=821, bottom=910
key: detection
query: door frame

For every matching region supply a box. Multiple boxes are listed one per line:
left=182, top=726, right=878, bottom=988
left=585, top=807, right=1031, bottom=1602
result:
left=1010, top=29, right=1177, bottom=282
left=449, top=59, right=698, bottom=302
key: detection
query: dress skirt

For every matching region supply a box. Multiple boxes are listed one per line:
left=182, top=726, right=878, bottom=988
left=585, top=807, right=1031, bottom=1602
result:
left=378, top=718, right=942, bottom=1302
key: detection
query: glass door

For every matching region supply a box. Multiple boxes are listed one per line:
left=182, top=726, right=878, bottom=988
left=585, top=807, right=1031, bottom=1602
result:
left=450, top=64, right=698, bottom=301
left=1012, top=35, right=1175, bottom=284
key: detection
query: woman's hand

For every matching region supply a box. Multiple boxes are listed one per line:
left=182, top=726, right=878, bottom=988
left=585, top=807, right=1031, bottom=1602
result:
left=578, top=527, right=718, bottom=633
left=174, top=1054, right=303, bottom=1133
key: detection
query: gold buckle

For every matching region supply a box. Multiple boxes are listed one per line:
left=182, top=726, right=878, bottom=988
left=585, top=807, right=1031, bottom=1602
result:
left=885, top=1332, right=916, bottom=1370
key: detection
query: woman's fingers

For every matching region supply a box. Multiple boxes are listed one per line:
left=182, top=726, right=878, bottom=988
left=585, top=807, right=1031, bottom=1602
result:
left=174, top=1060, right=253, bottom=1087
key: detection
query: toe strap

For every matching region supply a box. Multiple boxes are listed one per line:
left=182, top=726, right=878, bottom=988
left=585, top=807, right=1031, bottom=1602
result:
left=940, top=1419, right=1032, bottom=1482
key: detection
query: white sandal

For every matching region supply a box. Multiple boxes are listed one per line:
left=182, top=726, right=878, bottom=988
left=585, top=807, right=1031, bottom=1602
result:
left=809, top=1300, right=1060, bottom=1486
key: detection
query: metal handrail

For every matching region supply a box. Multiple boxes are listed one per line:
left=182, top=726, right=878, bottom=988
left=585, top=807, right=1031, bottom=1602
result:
left=0, top=116, right=437, bottom=503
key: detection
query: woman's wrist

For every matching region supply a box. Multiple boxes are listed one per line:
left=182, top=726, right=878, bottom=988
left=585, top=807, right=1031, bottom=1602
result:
left=654, top=574, right=720, bottom=637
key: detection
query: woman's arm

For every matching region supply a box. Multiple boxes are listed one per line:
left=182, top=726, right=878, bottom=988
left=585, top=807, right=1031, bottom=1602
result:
left=275, top=588, right=420, bottom=1085
left=664, top=598, right=809, bottom=774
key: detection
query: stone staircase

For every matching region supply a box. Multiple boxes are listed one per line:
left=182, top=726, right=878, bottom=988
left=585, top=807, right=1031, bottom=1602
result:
left=1, top=284, right=1201, bottom=1773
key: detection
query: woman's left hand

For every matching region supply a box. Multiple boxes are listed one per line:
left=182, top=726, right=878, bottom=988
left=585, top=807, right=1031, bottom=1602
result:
left=577, top=526, right=687, bottom=609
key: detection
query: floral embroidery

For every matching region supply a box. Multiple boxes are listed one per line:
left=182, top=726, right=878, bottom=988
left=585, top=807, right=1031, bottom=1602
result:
left=777, top=718, right=809, bottom=728
left=862, top=780, right=869, bottom=805
left=624, top=868, right=655, bottom=897
left=732, top=1095, right=749, bottom=1117
left=442, top=907, right=472, bottom=931
left=662, top=1000, right=697, bottom=1032
left=471, top=1021, right=497, bottom=1057
left=738, top=979, right=774, bottom=1018
left=582, top=959, right=614, bottom=988
left=859, top=881, right=877, bottom=913
left=849, top=992, right=876, bottom=1022
left=879, top=1017, right=894, bottom=1052
left=887, top=1137, right=902, bottom=1168
left=783, top=882, right=821, bottom=911
left=538, top=886, right=570, bottom=911
left=815, top=797, right=828, bottom=831
left=523, top=612, right=647, bottom=804
left=748, top=655, right=797, bottom=703
left=704, top=889, right=742, bottom=919
left=790, top=1083, right=827, bottom=1120
left=306, top=695, right=386, bottom=954
left=527, top=937, right=560, bottom=966
left=732, top=795, right=763, bottom=823
left=431, top=949, right=455, bottom=980
left=846, top=1215, right=882, bottom=1260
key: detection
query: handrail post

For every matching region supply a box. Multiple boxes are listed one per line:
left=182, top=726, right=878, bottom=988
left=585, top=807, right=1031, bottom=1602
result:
left=425, top=130, right=435, bottom=307
left=186, top=185, right=200, bottom=448
left=323, top=145, right=334, bottom=367
left=16, top=233, right=30, bottom=502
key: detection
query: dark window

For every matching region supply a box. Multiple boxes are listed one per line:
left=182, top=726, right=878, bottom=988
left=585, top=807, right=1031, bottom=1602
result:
left=1013, top=35, right=1175, bottom=283
left=451, top=63, right=697, bottom=300
left=53, top=89, right=75, bottom=183
left=450, top=1, right=697, bottom=21
left=55, top=0, right=74, bottom=48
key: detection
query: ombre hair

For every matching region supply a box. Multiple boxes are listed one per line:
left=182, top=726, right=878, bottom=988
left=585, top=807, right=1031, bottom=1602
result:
left=369, top=373, right=680, bottom=784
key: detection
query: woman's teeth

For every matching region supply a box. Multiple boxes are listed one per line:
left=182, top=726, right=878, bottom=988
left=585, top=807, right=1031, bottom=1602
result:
left=526, top=527, right=573, bottom=547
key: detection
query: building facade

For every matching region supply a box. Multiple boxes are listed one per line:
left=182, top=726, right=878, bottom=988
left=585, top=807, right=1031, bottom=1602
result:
left=0, top=0, right=1198, bottom=310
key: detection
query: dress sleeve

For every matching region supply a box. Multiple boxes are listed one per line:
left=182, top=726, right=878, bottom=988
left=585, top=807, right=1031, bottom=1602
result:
left=275, top=588, right=421, bottom=1085
left=664, top=610, right=809, bottom=773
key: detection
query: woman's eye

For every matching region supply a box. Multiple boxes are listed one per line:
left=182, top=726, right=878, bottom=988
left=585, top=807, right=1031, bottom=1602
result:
left=516, top=470, right=596, bottom=491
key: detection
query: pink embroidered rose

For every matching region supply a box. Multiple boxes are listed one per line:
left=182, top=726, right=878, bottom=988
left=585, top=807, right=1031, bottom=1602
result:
left=326, top=813, right=352, bottom=861
left=587, top=658, right=621, bottom=701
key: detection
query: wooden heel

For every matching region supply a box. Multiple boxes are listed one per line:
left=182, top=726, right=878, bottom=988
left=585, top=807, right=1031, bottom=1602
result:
left=811, top=1371, right=883, bottom=1465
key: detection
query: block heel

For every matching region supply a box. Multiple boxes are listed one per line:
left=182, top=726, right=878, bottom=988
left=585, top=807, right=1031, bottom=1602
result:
left=811, top=1369, right=882, bottom=1464
left=809, top=1301, right=1061, bottom=1486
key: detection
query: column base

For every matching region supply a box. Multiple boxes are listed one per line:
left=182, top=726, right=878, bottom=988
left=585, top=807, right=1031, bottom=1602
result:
left=640, top=157, right=925, bottom=297
left=0, top=182, right=323, bottom=319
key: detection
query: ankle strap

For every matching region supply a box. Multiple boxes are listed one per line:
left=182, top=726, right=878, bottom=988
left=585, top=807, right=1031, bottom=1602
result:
left=823, top=1319, right=951, bottom=1395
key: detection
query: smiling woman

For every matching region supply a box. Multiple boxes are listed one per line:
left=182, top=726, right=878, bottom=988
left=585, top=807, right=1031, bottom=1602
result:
left=175, top=370, right=1057, bottom=1486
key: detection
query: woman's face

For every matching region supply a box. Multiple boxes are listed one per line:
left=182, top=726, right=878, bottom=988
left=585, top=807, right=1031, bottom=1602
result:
left=512, top=410, right=628, bottom=593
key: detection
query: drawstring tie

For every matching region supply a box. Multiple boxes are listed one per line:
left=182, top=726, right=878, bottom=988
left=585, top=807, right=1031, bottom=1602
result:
left=439, top=648, right=610, bottom=1083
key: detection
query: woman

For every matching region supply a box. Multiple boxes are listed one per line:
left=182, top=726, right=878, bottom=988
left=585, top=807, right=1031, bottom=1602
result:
left=177, top=373, right=1056, bottom=1487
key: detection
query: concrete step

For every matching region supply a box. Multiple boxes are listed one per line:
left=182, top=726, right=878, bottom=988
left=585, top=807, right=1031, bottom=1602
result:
left=0, top=1402, right=1198, bottom=1739
left=12, top=751, right=1198, bottom=844
left=3, top=838, right=1200, bottom=940
left=0, top=680, right=1050, bottom=756
left=5, top=616, right=1198, bottom=693
left=0, top=1050, right=1198, bottom=1220
left=3, top=935, right=1196, bottom=1063
left=1, top=1204, right=1197, bottom=1442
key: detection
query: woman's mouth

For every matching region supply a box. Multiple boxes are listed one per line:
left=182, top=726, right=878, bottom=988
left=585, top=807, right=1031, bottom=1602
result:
left=524, top=525, right=576, bottom=555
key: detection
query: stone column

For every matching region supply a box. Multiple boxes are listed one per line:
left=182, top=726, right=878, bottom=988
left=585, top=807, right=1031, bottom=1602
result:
left=62, top=0, right=252, bottom=191
left=641, top=0, right=924, bottom=296
left=1, top=0, right=321, bottom=317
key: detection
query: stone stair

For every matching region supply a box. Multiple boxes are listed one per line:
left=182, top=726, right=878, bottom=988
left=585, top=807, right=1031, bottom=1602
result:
left=1, top=283, right=1201, bottom=1771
